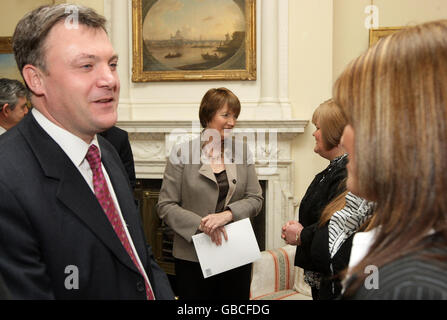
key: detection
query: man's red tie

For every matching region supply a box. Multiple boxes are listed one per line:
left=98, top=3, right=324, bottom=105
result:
left=86, top=144, right=154, bottom=300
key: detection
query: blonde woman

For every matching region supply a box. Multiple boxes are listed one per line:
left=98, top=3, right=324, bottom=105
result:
left=282, top=99, right=347, bottom=299
left=335, top=20, right=447, bottom=299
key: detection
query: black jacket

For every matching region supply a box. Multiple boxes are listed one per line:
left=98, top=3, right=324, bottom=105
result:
left=295, top=155, right=347, bottom=270
left=309, top=223, right=354, bottom=299
left=99, top=126, right=136, bottom=189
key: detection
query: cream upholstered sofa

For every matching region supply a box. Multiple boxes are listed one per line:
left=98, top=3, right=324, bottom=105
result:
left=250, top=245, right=312, bottom=300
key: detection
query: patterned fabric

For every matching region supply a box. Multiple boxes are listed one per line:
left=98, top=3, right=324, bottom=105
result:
left=86, top=145, right=154, bottom=300
left=328, top=192, right=374, bottom=259
left=250, top=245, right=312, bottom=300
left=268, top=247, right=292, bottom=291
left=254, top=289, right=311, bottom=300
left=304, top=270, right=322, bottom=289
left=319, top=153, right=348, bottom=183
left=249, top=246, right=293, bottom=298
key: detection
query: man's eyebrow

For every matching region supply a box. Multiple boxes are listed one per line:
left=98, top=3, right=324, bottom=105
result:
left=73, top=53, right=97, bottom=61
left=72, top=53, right=119, bottom=62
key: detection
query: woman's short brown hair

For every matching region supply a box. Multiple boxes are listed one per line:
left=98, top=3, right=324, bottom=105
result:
left=199, top=87, right=241, bottom=128
left=312, top=99, right=347, bottom=150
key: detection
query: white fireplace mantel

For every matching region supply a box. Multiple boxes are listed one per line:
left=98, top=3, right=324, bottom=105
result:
left=117, top=119, right=308, bottom=133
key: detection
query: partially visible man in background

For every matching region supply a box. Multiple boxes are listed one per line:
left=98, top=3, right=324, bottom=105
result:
left=99, top=126, right=136, bottom=189
left=0, top=78, right=28, bottom=135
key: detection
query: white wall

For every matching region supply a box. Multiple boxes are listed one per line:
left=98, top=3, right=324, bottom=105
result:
left=375, top=0, right=447, bottom=26
left=332, top=0, right=370, bottom=82
left=0, top=0, right=51, bottom=36
left=333, top=0, right=447, bottom=82
left=289, top=0, right=334, bottom=204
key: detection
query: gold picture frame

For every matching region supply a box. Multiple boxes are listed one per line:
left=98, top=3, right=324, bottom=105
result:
left=132, top=0, right=256, bottom=82
left=0, top=36, right=22, bottom=81
left=0, top=37, right=12, bottom=54
left=369, top=27, right=404, bottom=47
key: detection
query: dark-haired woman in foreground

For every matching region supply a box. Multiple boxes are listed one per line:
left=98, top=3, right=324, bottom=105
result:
left=335, top=20, right=447, bottom=299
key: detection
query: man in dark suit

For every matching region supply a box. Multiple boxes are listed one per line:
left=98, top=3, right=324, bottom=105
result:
left=99, top=126, right=136, bottom=189
left=0, top=4, right=173, bottom=299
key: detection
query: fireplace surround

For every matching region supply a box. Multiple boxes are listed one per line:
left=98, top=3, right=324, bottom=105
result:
left=118, top=119, right=307, bottom=253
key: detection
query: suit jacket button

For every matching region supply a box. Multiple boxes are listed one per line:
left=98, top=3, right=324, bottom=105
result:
left=136, top=281, right=145, bottom=292
left=232, top=179, right=237, bottom=184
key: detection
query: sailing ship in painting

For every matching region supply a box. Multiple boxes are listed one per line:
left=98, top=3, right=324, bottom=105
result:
left=165, top=52, right=182, bottom=58
left=201, top=52, right=219, bottom=61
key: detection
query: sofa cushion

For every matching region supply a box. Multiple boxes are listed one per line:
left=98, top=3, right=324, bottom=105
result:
left=252, top=289, right=312, bottom=300
left=250, top=246, right=295, bottom=299
left=293, top=266, right=312, bottom=297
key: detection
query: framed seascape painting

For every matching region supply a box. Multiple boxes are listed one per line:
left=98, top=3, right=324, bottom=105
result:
left=132, top=0, right=256, bottom=82
left=0, top=37, right=21, bottom=81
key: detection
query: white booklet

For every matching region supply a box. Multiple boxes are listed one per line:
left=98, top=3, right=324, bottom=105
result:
left=192, top=218, right=261, bottom=278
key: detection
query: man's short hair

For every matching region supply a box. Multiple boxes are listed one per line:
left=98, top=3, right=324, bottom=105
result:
left=0, top=78, right=27, bottom=112
left=12, top=4, right=107, bottom=78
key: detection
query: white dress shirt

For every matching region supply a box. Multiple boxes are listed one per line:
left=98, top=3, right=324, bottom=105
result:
left=32, top=108, right=154, bottom=297
left=0, top=126, right=6, bottom=135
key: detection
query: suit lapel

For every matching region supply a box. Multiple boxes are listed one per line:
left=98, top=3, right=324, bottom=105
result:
left=224, top=163, right=237, bottom=207
left=198, top=137, right=238, bottom=202
left=56, top=168, right=139, bottom=273
left=198, top=163, right=217, bottom=183
left=18, top=114, right=140, bottom=274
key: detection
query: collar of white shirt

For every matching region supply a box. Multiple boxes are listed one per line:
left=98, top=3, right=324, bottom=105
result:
left=32, top=108, right=100, bottom=167
left=0, top=125, right=6, bottom=135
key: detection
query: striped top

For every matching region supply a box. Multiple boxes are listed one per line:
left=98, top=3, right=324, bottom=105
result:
left=328, top=192, right=374, bottom=258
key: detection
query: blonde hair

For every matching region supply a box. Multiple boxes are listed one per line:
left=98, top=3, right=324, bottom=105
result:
left=334, top=20, right=447, bottom=295
left=319, top=187, right=347, bottom=228
left=312, top=99, right=347, bottom=150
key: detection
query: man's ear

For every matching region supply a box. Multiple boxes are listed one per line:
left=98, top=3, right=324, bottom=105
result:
left=22, top=64, right=45, bottom=96
left=0, top=104, right=9, bottom=116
